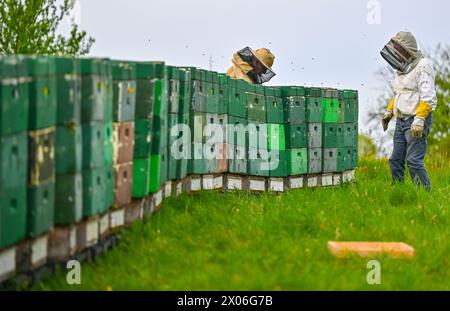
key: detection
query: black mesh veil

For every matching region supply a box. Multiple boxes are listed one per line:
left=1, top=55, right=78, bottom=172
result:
left=237, top=47, right=276, bottom=84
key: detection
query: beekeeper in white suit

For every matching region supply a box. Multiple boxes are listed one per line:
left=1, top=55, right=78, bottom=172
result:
left=380, top=31, right=437, bottom=191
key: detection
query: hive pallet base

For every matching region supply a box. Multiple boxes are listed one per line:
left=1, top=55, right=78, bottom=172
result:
left=247, top=176, right=266, bottom=192
left=202, top=174, right=223, bottom=190
left=224, top=174, right=244, bottom=191
left=76, top=216, right=99, bottom=253
left=0, top=246, right=16, bottom=283
left=307, top=174, right=320, bottom=188
left=48, top=225, right=77, bottom=263
left=183, top=175, right=202, bottom=193
left=125, top=200, right=144, bottom=227
left=171, top=180, right=182, bottom=197
left=268, top=177, right=284, bottom=192
left=321, top=173, right=334, bottom=187
left=342, top=170, right=356, bottom=183
left=163, top=181, right=172, bottom=199
left=333, top=173, right=342, bottom=186
left=285, top=175, right=305, bottom=189
left=16, top=234, right=48, bottom=274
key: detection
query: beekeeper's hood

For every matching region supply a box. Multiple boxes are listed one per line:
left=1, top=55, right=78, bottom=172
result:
left=232, top=47, right=276, bottom=84
left=380, top=31, right=423, bottom=74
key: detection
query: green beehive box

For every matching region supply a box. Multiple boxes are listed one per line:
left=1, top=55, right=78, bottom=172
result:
left=247, top=148, right=266, bottom=177
left=103, top=59, right=114, bottom=123
left=348, top=147, right=358, bottom=169
left=189, top=112, right=206, bottom=143
left=167, top=66, right=180, bottom=114
left=338, top=99, right=345, bottom=123
left=323, top=123, right=338, bottom=148
left=191, top=79, right=206, bottom=112
left=307, top=148, right=322, bottom=174
left=307, top=123, right=322, bottom=148
left=149, top=150, right=168, bottom=193
left=82, top=167, right=105, bottom=217
left=265, top=93, right=284, bottom=124
left=132, top=158, right=150, bottom=198
left=27, top=179, right=55, bottom=237
left=152, top=78, right=167, bottom=117
left=151, top=115, right=168, bottom=154
left=28, top=127, right=55, bottom=186
left=0, top=56, right=29, bottom=135
left=322, top=98, right=339, bottom=123
left=353, top=147, right=359, bottom=168
left=135, top=62, right=154, bottom=79
left=82, top=122, right=104, bottom=169
left=341, top=89, right=358, bottom=100
left=188, top=142, right=206, bottom=174
left=285, top=123, right=307, bottom=149
left=287, top=148, right=308, bottom=175
left=112, top=79, right=136, bottom=122
left=336, top=148, right=347, bottom=172
left=306, top=97, right=322, bottom=123
left=112, top=61, right=136, bottom=122
left=247, top=121, right=265, bottom=149
left=177, top=158, right=188, bottom=179
left=283, top=96, right=305, bottom=123
left=55, top=172, right=82, bottom=225
left=227, top=115, right=247, bottom=146
left=135, top=70, right=154, bottom=119
left=228, top=83, right=246, bottom=118
left=247, top=93, right=266, bottom=122
left=344, top=122, right=358, bottom=147
left=343, top=98, right=358, bottom=123
left=228, top=145, right=247, bottom=175
left=0, top=132, right=27, bottom=190
left=27, top=56, right=57, bottom=130
left=55, top=57, right=81, bottom=125
left=104, top=165, right=114, bottom=210
left=205, top=72, right=219, bottom=113
left=336, top=124, right=345, bottom=147
left=168, top=156, right=178, bottom=180
left=218, top=74, right=229, bottom=114
left=80, top=58, right=105, bottom=122
left=134, top=118, right=152, bottom=158
left=323, top=148, right=338, bottom=173
left=0, top=186, right=27, bottom=248
left=55, top=125, right=82, bottom=174
left=267, top=124, right=285, bottom=150
left=269, top=150, right=287, bottom=177
left=280, top=86, right=296, bottom=97
left=168, top=113, right=179, bottom=147
left=178, top=68, right=191, bottom=115
left=104, top=121, right=114, bottom=166
left=205, top=157, right=217, bottom=174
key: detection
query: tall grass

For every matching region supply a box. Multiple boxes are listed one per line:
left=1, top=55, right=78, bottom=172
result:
left=33, top=157, right=449, bottom=290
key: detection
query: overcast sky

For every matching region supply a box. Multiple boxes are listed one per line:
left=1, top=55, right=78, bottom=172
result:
left=65, top=0, right=450, bottom=136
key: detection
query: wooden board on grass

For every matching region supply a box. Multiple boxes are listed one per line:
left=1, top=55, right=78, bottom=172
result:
left=327, top=241, right=416, bottom=259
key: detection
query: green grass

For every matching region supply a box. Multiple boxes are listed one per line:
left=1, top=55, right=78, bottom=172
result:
left=33, top=158, right=449, bottom=290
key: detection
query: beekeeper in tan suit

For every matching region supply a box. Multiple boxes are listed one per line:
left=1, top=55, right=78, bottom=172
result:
left=226, top=47, right=276, bottom=84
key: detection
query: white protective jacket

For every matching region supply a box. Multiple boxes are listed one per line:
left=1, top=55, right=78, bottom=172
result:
left=390, top=57, right=437, bottom=119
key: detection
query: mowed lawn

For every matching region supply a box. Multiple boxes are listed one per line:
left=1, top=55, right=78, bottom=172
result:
left=34, top=158, right=449, bottom=290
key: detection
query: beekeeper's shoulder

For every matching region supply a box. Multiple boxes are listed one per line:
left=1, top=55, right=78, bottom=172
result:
left=416, top=57, right=436, bottom=78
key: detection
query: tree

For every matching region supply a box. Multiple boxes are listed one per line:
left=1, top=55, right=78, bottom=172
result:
left=367, top=44, right=450, bottom=155
left=358, top=134, right=377, bottom=158
left=0, top=0, right=94, bottom=56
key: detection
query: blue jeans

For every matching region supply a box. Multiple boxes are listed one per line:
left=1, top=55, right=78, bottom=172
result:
left=389, top=113, right=433, bottom=191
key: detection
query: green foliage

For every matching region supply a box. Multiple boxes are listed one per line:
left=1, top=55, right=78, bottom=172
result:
left=31, top=159, right=449, bottom=290
left=358, top=133, right=377, bottom=158
left=0, top=0, right=94, bottom=56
